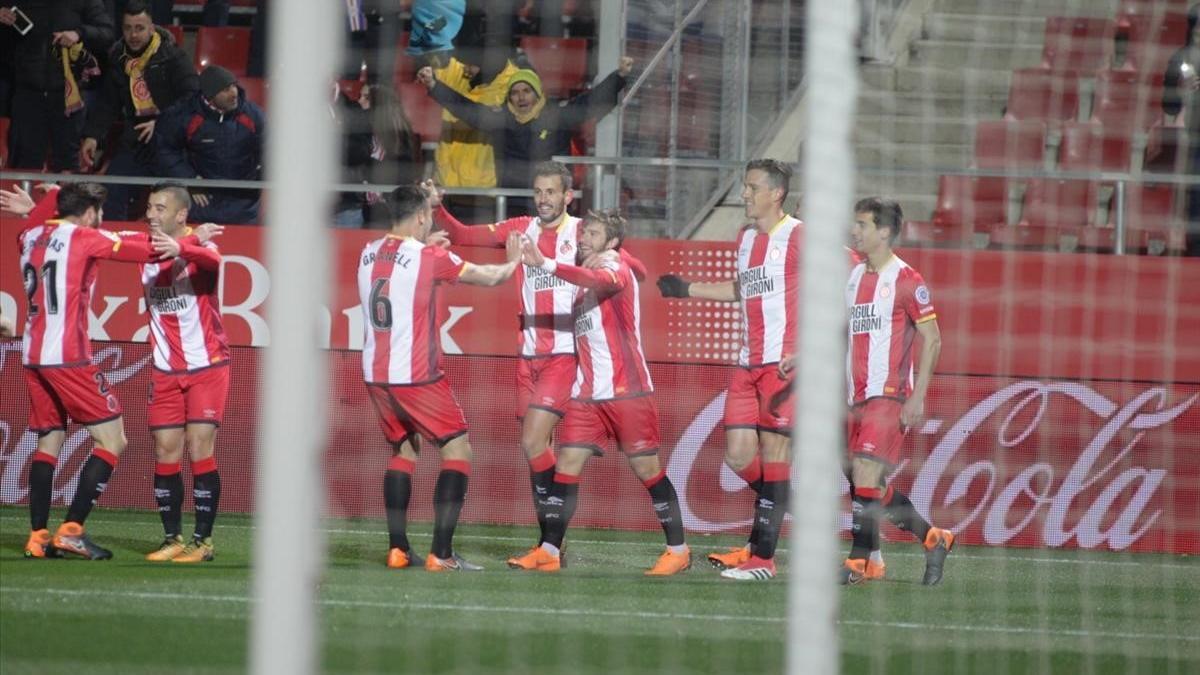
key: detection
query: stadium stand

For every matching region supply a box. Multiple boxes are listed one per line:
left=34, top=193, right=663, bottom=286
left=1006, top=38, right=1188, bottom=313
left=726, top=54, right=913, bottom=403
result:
left=195, top=26, right=252, bottom=75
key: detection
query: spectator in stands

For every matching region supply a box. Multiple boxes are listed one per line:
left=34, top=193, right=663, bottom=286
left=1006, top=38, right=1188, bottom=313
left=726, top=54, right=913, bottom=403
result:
left=416, top=56, right=633, bottom=211
left=332, top=84, right=376, bottom=228
left=81, top=0, right=197, bottom=220
left=157, top=65, right=265, bottom=225
left=1163, top=3, right=1200, bottom=255
left=247, top=0, right=268, bottom=77
left=111, top=0, right=172, bottom=28
left=1, top=2, right=113, bottom=171
left=363, top=84, right=424, bottom=190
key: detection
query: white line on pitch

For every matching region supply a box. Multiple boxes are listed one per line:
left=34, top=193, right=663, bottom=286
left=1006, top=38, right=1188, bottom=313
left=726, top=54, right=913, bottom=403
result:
left=1, top=513, right=1195, bottom=570
left=1, top=586, right=1196, bottom=644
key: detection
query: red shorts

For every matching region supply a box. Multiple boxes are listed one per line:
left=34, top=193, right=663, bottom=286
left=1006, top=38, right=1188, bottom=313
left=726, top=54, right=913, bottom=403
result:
left=367, top=377, right=469, bottom=447
left=516, top=354, right=577, bottom=417
left=723, top=365, right=794, bottom=434
left=148, top=364, right=231, bottom=429
left=558, top=395, right=660, bottom=456
left=24, top=365, right=123, bottom=432
left=846, top=398, right=907, bottom=467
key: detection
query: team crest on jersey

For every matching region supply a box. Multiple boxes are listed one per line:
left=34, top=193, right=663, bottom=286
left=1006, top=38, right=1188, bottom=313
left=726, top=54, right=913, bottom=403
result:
left=915, top=285, right=931, bottom=305
left=559, top=240, right=574, bottom=255
left=879, top=284, right=892, bottom=299
left=769, top=246, right=782, bottom=261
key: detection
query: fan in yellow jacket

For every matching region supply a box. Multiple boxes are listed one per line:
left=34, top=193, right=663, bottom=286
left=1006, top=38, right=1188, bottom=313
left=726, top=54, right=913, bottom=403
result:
left=433, top=56, right=520, bottom=188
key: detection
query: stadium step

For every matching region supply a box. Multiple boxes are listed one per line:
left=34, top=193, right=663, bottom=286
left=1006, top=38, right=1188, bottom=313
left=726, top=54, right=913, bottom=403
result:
left=856, top=142, right=972, bottom=169
left=909, top=40, right=1045, bottom=70
left=930, top=0, right=1118, bottom=18
left=893, top=66, right=1014, bottom=96
left=857, top=175, right=942, bottom=201
left=857, top=92, right=1007, bottom=118
left=923, top=13, right=1046, bottom=43
left=856, top=115, right=976, bottom=146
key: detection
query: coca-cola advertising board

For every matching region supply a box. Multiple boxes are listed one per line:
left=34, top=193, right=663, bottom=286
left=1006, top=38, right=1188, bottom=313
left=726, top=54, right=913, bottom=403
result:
left=1, top=219, right=1198, bottom=553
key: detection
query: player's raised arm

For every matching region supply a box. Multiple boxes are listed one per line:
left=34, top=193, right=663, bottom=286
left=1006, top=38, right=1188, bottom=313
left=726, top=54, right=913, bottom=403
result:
left=656, top=274, right=737, bottom=302
left=422, top=179, right=508, bottom=247
left=459, top=230, right=522, bottom=287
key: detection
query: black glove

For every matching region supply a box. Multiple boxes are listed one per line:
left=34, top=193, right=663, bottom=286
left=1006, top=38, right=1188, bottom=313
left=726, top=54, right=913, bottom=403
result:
left=656, top=274, right=690, bottom=298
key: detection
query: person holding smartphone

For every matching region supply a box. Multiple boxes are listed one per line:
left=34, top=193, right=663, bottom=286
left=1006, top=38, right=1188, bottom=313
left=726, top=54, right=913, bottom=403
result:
left=1, top=2, right=113, bottom=172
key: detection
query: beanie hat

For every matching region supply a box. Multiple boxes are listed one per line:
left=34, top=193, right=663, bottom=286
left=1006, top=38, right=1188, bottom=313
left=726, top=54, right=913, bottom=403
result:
left=199, top=65, right=237, bottom=100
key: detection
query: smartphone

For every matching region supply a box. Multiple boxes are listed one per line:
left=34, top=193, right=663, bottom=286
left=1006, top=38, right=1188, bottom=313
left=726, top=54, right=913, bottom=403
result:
left=10, top=6, right=33, bottom=36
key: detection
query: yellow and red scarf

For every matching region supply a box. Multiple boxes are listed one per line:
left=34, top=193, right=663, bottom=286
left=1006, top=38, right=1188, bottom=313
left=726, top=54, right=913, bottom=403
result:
left=61, top=42, right=99, bottom=116
left=124, top=31, right=162, bottom=117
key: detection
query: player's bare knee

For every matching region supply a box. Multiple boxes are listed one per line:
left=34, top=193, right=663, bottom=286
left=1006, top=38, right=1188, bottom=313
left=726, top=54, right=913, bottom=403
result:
left=89, top=418, right=127, bottom=455
left=185, top=424, right=217, bottom=461
left=724, top=429, right=759, bottom=470
left=439, top=435, right=473, bottom=462
left=758, top=430, right=791, bottom=464
left=36, top=430, right=66, bottom=457
left=850, top=457, right=886, bottom=492
left=628, top=454, right=663, bottom=481
left=556, top=446, right=591, bottom=476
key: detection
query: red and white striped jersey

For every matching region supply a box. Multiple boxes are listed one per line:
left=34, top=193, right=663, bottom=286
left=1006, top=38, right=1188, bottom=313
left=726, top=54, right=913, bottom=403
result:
left=134, top=230, right=229, bottom=373
left=548, top=257, right=653, bottom=401
left=735, top=216, right=800, bottom=368
left=358, top=235, right=466, bottom=385
left=845, top=254, right=937, bottom=404
left=18, top=220, right=158, bottom=367
left=435, top=207, right=580, bottom=358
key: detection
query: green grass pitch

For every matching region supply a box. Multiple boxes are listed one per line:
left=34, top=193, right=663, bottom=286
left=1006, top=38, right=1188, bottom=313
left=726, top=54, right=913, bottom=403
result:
left=1, top=506, right=1197, bottom=674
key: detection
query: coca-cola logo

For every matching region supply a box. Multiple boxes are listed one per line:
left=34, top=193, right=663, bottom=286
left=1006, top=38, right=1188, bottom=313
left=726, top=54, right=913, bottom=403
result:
left=668, top=380, right=1197, bottom=551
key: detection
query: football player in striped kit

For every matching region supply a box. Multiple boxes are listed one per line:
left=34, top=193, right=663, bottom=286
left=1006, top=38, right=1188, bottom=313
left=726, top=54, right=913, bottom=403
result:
left=841, top=197, right=953, bottom=586
left=507, top=209, right=691, bottom=576
left=138, top=182, right=231, bottom=563
left=360, top=185, right=522, bottom=571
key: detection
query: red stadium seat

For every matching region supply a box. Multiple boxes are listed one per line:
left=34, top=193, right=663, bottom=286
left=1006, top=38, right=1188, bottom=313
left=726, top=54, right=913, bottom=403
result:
left=1093, top=183, right=1185, bottom=253
left=195, top=27, right=251, bottom=76
left=1057, top=121, right=1133, bottom=173
left=1091, top=69, right=1163, bottom=135
left=918, top=175, right=1008, bottom=246
left=396, top=81, right=443, bottom=143
left=1040, top=17, right=1115, bottom=74
left=993, top=178, right=1097, bottom=249
left=519, top=36, right=589, bottom=99
left=974, top=119, right=1047, bottom=170
left=393, top=32, right=416, bottom=85
left=1005, top=68, right=1080, bottom=125
left=1119, top=12, right=1188, bottom=77
left=239, top=77, right=268, bottom=112
left=165, top=24, right=184, bottom=47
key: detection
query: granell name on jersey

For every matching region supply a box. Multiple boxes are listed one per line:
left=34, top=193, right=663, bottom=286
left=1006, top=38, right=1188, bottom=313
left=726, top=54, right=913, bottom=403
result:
left=361, top=249, right=415, bottom=268
left=574, top=312, right=595, bottom=336
left=526, top=264, right=571, bottom=291
left=849, top=303, right=882, bottom=333
left=22, top=235, right=66, bottom=255
left=738, top=265, right=774, bottom=298
left=147, top=286, right=190, bottom=314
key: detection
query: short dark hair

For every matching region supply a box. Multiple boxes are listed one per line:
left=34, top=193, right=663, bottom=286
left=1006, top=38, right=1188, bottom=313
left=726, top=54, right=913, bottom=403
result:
left=745, top=158, right=792, bottom=203
left=855, top=196, right=903, bottom=242
left=386, top=185, right=430, bottom=223
left=56, top=183, right=108, bottom=219
left=123, top=0, right=152, bottom=18
left=150, top=181, right=191, bottom=210
left=584, top=208, right=626, bottom=249
left=533, top=161, right=573, bottom=191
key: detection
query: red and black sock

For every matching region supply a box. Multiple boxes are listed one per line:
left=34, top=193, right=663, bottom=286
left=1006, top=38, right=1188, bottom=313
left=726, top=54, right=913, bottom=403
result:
left=541, top=472, right=580, bottom=550
left=153, top=461, right=184, bottom=537
left=528, top=449, right=556, bottom=543
left=849, top=486, right=883, bottom=560
left=29, top=451, right=57, bottom=531
left=431, top=460, right=469, bottom=559
left=643, top=470, right=685, bottom=547
left=384, top=455, right=415, bottom=551
left=65, top=449, right=118, bottom=525
left=734, top=456, right=764, bottom=550
left=191, top=456, right=220, bottom=540
left=882, top=485, right=931, bottom=543
left=751, top=462, right=790, bottom=559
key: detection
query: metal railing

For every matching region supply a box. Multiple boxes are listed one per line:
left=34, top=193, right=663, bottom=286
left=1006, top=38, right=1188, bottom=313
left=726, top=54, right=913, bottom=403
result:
left=0, top=171, right=556, bottom=222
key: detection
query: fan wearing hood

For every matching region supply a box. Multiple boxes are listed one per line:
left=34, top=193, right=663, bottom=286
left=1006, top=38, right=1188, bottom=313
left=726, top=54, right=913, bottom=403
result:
left=417, top=56, right=634, bottom=197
